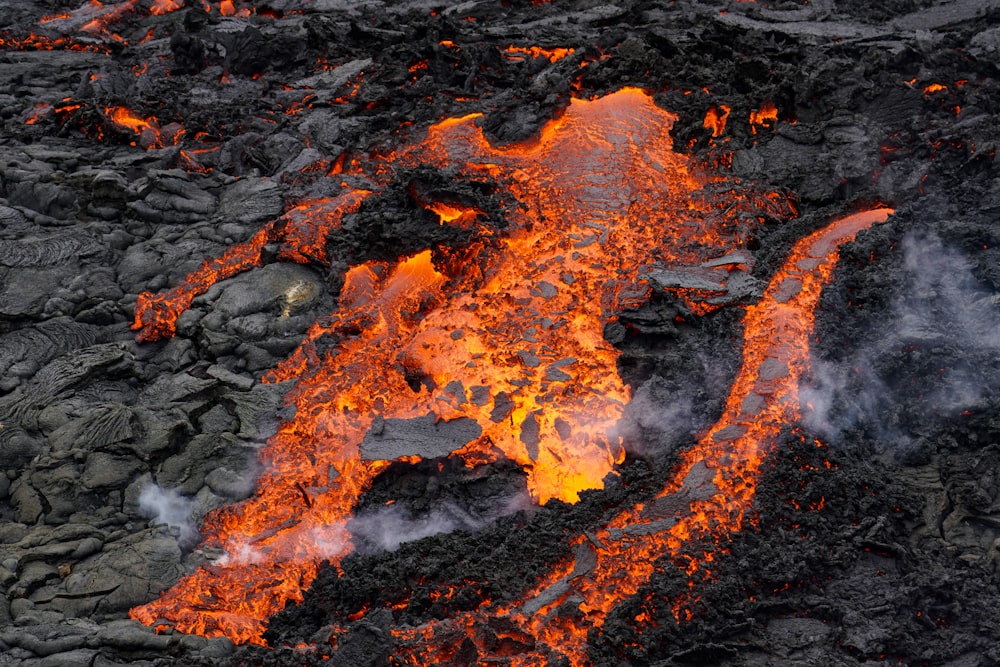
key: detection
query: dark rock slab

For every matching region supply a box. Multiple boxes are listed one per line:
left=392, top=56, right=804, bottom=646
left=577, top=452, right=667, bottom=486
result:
left=360, top=413, right=482, bottom=461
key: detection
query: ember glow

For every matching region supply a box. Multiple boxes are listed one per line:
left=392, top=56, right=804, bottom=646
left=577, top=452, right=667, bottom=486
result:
left=7, top=0, right=255, bottom=53
left=149, top=0, right=184, bottom=15
left=25, top=102, right=53, bottom=125
left=703, top=103, right=731, bottom=138
left=103, top=106, right=184, bottom=148
left=750, top=100, right=779, bottom=133
left=130, top=87, right=790, bottom=643
left=501, top=45, right=576, bottom=63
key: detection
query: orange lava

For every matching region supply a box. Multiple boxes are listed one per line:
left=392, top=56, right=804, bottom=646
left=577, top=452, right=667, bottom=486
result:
left=703, top=103, right=731, bottom=138
left=103, top=106, right=185, bottom=148
left=502, top=45, right=576, bottom=62
left=105, top=106, right=154, bottom=134
left=388, top=207, right=893, bottom=666
left=25, top=103, right=52, bottom=125
left=150, top=0, right=184, bottom=15
left=749, top=100, right=779, bottom=133
left=133, top=192, right=369, bottom=343
left=9, top=0, right=253, bottom=53
left=130, top=88, right=789, bottom=644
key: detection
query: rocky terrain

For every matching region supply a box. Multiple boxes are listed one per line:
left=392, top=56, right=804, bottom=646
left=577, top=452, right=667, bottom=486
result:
left=1, top=0, right=999, bottom=665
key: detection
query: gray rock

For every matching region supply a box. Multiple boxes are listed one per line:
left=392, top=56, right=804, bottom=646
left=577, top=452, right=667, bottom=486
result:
left=175, top=632, right=208, bottom=652
left=48, top=403, right=138, bottom=454
left=0, top=266, right=65, bottom=318
left=9, top=598, right=34, bottom=620
left=206, top=365, right=255, bottom=391
left=98, top=619, right=172, bottom=651
left=130, top=408, right=192, bottom=460
left=137, top=373, right=217, bottom=405
left=156, top=433, right=253, bottom=496
left=228, top=380, right=290, bottom=441
left=216, top=177, right=282, bottom=225
left=197, top=262, right=325, bottom=323
left=201, top=635, right=235, bottom=658
left=0, top=522, right=29, bottom=544
left=0, top=624, right=87, bottom=656
left=81, top=452, right=143, bottom=491
left=0, top=426, right=45, bottom=469
left=0, top=343, right=129, bottom=432
left=30, top=461, right=84, bottom=523
left=34, top=648, right=101, bottom=667
left=30, top=523, right=107, bottom=549
left=649, top=266, right=726, bottom=292
left=360, top=413, right=482, bottom=461
left=16, top=535, right=103, bottom=565
left=0, top=236, right=102, bottom=269
left=196, top=404, right=238, bottom=434
left=0, top=318, right=102, bottom=383
left=67, top=530, right=185, bottom=616
left=327, top=609, right=393, bottom=667
left=204, top=467, right=255, bottom=500
left=18, top=560, right=59, bottom=592
left=10, top=478, right=45, bottom=524
left=6, top=179, right=78, bottom=220
left=128, top=171, right=218, bottom=225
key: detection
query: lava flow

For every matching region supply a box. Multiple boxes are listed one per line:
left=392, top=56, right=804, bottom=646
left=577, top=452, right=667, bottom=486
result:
left=388, top=207, right=893, bottom=666
left=130, top=88, right=791, bottom=643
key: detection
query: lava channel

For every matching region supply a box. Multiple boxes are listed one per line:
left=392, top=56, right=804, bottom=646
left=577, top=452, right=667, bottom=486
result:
left=388, top=207, right=894, bottom=666
left=130, top=88, right=795, bottom=644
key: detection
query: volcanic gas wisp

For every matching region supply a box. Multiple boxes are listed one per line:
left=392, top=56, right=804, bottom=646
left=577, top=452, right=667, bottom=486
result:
left=129, top=88, right=789, bottom=643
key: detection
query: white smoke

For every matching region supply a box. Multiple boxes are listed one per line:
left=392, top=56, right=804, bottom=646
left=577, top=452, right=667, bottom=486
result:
left=801, top=229, right=1000, bottom=445
left=215, top=539, right=266, bottom=566
left=614, top=372, right=704, bottom=461
left=800, top=353, right=890, bottom=440
left=138, top=483, right=198, bottom=545
left=348, top=491, right=532, bottom=554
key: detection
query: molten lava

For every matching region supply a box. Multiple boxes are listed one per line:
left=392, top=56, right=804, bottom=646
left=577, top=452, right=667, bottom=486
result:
left=130, top=88, right=794, bottom=644
left=501, top=45, right=576, bottom=62
left=9, top=0, right=254, bottom=54
left=132, top=193, right=370, bottom=343
left=150, top=0, right=184, bottom=15
left=103, top=106, right=184, bottom=148
left=750, top=100, right=779, bottom=133
left=703, top=103, right=731, bottom=138
left=388, top=207, right=892, bottom=666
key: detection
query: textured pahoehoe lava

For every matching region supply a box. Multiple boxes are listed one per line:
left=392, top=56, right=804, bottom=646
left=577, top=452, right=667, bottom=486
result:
left=130, top=88, right=789, bottom=644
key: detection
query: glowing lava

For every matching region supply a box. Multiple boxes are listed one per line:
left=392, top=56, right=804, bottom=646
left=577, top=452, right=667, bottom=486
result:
left=130, top=88, right=789, bottom=643
left=104, top=106, right=184, bottom=148
left=750, top=100, right=779, bottom=134
left=388, top=207, right=893, bottom=666
left=502, top=45, right=576, bottom=62
left=5, top=0, right=254, bottom=53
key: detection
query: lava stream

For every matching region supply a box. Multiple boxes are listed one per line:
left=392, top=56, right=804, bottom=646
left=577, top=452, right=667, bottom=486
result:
left=389, top=207, right=893, bottom=666
left=130, top=88, right=787, bottom=643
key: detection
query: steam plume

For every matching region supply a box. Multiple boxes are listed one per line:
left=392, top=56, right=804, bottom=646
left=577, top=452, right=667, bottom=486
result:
left=801, top=230, right=1000, bottom=448
left=138, top=483, right=198, bottom=545
left=348, top=492, right=532, bottom=554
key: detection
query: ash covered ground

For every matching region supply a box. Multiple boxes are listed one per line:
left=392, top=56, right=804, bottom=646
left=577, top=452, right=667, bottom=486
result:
left=2, top=0, right=1000, bottom=665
